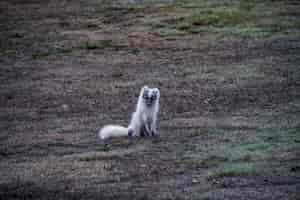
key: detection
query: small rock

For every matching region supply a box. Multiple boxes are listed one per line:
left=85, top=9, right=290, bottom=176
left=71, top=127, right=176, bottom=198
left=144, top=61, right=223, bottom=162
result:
left=192, top=178, right=199, bottom=183
left=140, top=164, right=147, bottom=168
left=62, top=104, right=69, bottom=111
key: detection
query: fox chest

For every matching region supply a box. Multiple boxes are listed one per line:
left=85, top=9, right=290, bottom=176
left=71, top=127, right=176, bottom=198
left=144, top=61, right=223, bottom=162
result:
left=141, top=111, right=153, bottom=124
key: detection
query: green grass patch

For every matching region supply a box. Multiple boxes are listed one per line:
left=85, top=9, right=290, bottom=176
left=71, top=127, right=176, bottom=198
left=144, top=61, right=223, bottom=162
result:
left=206, top=127, right=228, bottom=135
left=143, top=17, right=167, bottom=28
left=127, top=6, right=147, bottom=13
left=207, top=162, right=258, bottom=180
left=0, top=49, right=17, bottom=56
left=176, top=23, right=192, bottom=31
left=155, top=0, right=300, bottom=39
left=230, top=141, right=274, bottom=161
left=79, top=40, right=128, bottom=50
left=95, top=144, right=112, bottom=152
left=155, top=27, right=187, bottom=37
left=286, top=127, right=300, bottom=143
left=97, top=4, right=147, bottom=21
left=217, top=25, right=280, bottom=39
left=275, top=127, right=300, bottom=152
left=32, top=47, right=72, bottom=59
left=238, top=0, right=255, bottom=12
left=243, top=142, right=273, bottom=152
left=190, top=7, right=251, bottom=27
left=200, top=155, right=228, bottom=168
left=210, top=127, right=300, bottom=162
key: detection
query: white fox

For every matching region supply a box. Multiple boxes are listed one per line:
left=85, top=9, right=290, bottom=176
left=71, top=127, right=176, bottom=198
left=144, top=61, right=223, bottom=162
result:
left=99, top=86, right=160, bottom=140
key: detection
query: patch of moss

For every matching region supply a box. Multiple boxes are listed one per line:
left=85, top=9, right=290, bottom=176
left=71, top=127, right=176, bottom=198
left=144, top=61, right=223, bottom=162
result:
left=127, top=6, right=147, bottom=13
left=32, top=47, right=72, bottom=59
left=176, top=23, right=192, bottom=31
left=200, top=155, right=228, bottom=168
left=219, top=25, right=276, bottom=39
left=155, top=27, right=187, bottom=37
left=0, top=49, right=17, bottom=56
left=191, top=7, right=250, bottom=27
left=95, top=145, right=111, bottom=152
left=205, top=127, right=228, bottom=135
left=243, top=142, right=273, bottom=152
left=163, top=0, right=299, bottom=39
left=207, top=162, right=258, bottom=180
left=79, top=40, right=127, bottom=50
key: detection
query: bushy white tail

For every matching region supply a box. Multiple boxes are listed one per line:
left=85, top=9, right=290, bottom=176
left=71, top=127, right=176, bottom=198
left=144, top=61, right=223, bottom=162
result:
left=99, top=125, right=128, bottom=140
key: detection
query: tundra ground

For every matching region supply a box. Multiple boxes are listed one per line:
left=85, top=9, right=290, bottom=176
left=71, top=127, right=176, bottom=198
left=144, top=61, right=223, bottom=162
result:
left=0, top=0, right=299, bottom=199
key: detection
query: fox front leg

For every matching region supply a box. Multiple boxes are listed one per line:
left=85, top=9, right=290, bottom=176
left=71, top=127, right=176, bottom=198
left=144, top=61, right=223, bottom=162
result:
left=150, top=120, right=158, bottom=136
left=140, top=113, right=151, bottom=136
left=146, top=117, right=158, bottom=136
left=144, top=120, right=152, bottom=136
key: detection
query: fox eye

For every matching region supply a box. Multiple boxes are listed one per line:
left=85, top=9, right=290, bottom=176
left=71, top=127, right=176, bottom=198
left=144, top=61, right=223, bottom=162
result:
left=143, top=89, right=149, bottom=98
left=143, top=94, right=149, bottom=99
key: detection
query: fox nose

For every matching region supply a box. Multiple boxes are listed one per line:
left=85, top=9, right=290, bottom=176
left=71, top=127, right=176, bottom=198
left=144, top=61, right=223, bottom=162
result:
left=146, top=101, right=153, bottom=106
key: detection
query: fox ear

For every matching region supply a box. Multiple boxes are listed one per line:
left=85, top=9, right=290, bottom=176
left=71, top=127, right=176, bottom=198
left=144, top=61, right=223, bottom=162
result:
left=142, top=85, right=149, bottom=92
left=140, top=86, right=149, bottom=97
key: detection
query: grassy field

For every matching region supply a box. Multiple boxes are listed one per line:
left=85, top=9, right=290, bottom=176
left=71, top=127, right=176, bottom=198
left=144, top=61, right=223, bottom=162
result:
left=0, top=0, right=299, bottom=199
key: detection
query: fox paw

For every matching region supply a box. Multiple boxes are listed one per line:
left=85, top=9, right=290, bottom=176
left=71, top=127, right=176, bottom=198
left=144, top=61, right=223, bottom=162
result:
left=128, top=129, right=134, bottom=137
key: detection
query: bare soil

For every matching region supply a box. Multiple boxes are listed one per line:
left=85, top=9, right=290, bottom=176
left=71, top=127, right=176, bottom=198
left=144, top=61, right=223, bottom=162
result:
left=0, top=0, right=299, bottom=199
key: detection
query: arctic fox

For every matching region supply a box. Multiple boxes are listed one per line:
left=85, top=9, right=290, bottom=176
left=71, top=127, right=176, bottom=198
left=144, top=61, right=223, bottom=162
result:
left=99, top=86, right=160, bottom=140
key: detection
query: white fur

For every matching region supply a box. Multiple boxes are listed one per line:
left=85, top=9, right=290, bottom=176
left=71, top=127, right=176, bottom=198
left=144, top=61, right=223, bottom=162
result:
left=128, top=86, right=160, bottom=136
left=99, top=86, right=160, bottom=140
left=99, top=125, right=128, bottom=140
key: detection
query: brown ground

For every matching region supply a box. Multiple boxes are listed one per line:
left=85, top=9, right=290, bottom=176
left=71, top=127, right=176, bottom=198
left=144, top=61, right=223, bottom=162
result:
left=0, top=0, right=299, bottom=199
